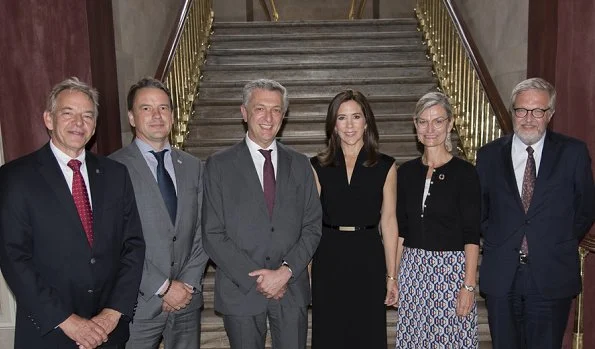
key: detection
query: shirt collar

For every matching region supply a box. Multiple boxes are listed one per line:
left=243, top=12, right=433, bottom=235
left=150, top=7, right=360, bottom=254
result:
left=245, top=133, right=277, bottom=153
left=49, top=139, right=86, bottom=166
left=134, top=138, right=172, bottom=154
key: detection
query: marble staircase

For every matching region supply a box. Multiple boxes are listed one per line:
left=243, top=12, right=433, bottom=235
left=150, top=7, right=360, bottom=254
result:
left=185, top=18, right=492, bottom=348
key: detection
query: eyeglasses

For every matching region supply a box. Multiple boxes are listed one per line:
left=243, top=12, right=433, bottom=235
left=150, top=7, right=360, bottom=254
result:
left=513, top=107, right=550, bottom=119
left=415, top=117, right=449, bottom=130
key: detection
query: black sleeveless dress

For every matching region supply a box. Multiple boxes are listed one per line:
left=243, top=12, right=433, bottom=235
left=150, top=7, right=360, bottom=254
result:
left=310, top=148, right=394, bottom=349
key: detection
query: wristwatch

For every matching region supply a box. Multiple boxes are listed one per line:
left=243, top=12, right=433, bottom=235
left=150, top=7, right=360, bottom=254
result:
left=463, top=284, right=476, bottom=292
left=281, top=260, right=293, bottom=276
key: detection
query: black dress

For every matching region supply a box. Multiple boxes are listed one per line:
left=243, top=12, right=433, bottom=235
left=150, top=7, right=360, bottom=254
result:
left=310, top=148, right=394, bottom=349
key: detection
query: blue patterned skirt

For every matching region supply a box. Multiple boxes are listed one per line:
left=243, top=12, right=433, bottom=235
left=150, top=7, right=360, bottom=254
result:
left=395, top=247, right=478, bottom=348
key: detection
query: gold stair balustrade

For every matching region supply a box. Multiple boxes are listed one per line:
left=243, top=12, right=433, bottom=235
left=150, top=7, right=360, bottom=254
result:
left=155, top=0, right=214, bottom=148
left=415, top=0, right=511, bottom=163
left=348, top=0, right=367, bottom=20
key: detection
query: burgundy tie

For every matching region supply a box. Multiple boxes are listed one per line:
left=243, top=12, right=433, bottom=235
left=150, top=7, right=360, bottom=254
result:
left=258, top=149, right=276, bottom=217
left=68, top=159, right=94, bottom=247
left=520, top=146, right=535, bottom=254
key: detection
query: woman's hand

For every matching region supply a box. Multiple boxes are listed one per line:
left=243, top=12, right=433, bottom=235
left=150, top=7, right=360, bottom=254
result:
left=455, top=286, right=475, bottom=316
left=384, top=278, right=399, bottom=307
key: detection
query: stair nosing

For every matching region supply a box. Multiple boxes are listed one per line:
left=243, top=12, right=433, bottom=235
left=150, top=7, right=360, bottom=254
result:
left=213, top=18, right=418, bottom=29
left=207, top=45, right=426, bottom=55
left=196, top=95, right=423, bottom=106
left=210, top=31, right=422, bottom=41
left=202, top=61, right=432, bottom=72
left=198, top=76, right=436, bottom=87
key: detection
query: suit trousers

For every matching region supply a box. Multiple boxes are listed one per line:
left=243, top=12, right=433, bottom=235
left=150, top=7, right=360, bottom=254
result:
left=223, top=301, right=308, bottom=349
left=125, top=308, right=201, bottom=349
left=485, top=263, right=572, bottom=349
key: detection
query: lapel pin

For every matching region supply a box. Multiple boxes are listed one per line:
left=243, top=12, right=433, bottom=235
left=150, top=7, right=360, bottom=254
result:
left=438, top=173, right=445, bottom=180
left=177, top=159, right=182, bottom=164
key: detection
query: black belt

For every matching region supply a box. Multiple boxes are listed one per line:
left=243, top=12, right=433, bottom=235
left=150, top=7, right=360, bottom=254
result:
left=322, top=223, right=377, bottom=232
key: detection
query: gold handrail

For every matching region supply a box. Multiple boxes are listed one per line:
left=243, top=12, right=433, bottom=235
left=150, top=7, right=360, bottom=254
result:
left=155, top=0, right=214, bottom=148
left=415, top=0, right=512, bottom=163
left=269, top=0, right=280, bottom=21
left=348, top=0, right=367, bottom=20
left=573, top=234, right=595, bottom=349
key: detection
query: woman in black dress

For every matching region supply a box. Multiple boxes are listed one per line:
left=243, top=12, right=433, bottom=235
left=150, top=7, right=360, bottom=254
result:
left=310, top=90, right=398, bottom=348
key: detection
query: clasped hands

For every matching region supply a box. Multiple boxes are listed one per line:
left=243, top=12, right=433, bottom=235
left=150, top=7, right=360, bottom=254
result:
left=58, top=308, right=120, bottom=349
left=249, top=266, right=292, bottom=300
left=162, top=280, right=194, bottom=312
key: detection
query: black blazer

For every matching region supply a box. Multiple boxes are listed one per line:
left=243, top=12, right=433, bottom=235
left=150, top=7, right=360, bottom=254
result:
left=0, top=143, right=145, bottom=348
left=476, top=131, right=594, bottom=299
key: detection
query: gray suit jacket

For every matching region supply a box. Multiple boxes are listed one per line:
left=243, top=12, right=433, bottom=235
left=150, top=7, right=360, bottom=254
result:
left=202, top=140, right=322, bottom=315
left=110, top=142, right=208, bottom=319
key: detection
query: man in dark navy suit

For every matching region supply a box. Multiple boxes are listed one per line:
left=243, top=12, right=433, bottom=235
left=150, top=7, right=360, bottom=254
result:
left=476, top=77, right=594, bottom=349
left=0, top=78, right=145, bottom=349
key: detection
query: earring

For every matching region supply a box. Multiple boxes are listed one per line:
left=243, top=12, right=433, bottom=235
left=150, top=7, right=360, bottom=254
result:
left=445, top=132, right=453, bottom=152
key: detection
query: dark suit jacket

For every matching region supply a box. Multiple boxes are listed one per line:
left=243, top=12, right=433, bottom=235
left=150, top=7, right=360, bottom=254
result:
left=0, top=143, right=145, bottom=348
left=202, top=140, right=322, bottom=315
left=476, top=131, right=594, bottom=299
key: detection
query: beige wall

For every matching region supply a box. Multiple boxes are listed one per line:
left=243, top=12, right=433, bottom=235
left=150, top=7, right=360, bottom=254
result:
left=111, top=0, right=181, bottom=145
left=454, top=0, right=528, bottom=104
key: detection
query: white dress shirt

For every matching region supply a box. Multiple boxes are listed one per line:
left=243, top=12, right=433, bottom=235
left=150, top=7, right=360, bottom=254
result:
left=245, top=133, right=278, bottom=188
left=49, top=140, right=92, bottom=208
left=511, top=132, right=546, bottom=196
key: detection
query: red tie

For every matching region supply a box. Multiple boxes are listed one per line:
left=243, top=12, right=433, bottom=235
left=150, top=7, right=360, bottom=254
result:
left=68, top=159, right=94, bottom=247
left=258, top=149, right=276, bottom=218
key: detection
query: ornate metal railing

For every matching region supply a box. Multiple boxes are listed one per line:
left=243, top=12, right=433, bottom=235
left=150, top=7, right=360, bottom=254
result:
left=258, top=0, right=279, bottom=21
left=155, top=0, right=214, bottom=148
left=348, top=0, right=367, bottom=19
left=415, top=0, right=512, bottom=163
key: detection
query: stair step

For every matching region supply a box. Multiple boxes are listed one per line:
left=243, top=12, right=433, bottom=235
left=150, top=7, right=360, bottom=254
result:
left=211, top=31, right=423, bottom=49
left=188, top=115, right=415, bottom=140
left=194, top=95, right=421, bottom=119
left=212, top=19, right=419, bottom=35
left=198, top=77, right=437, bottom=99
left=201, top=63, right=432, bottom=82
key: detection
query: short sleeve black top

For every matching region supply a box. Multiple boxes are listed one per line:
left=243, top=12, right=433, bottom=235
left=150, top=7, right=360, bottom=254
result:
left=396, top=156, right=480, bottom=251
left=311, top=148, right=395, bottom=227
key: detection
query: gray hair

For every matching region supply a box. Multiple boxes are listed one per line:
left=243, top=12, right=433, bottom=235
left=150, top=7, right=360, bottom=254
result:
left=510, top=77, right=556, bottom=114
left=414, top=91, right=453, bottom=121
left=46, top=77, right=99, bottom=117
left=242, top=79, right=289, bottom=113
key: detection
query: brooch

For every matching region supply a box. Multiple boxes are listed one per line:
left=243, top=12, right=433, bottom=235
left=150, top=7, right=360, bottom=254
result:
left=438, top=173, right=445, bottom=180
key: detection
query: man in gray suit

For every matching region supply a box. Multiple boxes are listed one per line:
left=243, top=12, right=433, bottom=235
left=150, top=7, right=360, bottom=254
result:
left=110, top=78, right=208, bottom=349
left=202, top=79, right=322, bottom=349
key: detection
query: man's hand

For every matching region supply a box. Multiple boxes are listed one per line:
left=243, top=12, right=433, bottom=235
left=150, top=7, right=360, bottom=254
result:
left=272, top=284, right=288, bottom=300
left=248, top=267, right=292, bottom=299
left=90, top=308, right=121, bottom=336
left=58, top=314, right=107, bottom=349
left=162, top=302, right=176, bottom=312
left=162, top=280, right=193, bottom=311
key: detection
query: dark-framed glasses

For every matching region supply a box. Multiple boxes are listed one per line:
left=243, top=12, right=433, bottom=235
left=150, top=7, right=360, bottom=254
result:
left=513, top=107, right=550, bottom=118
left=415, top=117, right=449, bottom=129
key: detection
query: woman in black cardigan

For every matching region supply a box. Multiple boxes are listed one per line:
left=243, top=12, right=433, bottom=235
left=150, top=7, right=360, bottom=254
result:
left=395, top=92, right=480, bottom=348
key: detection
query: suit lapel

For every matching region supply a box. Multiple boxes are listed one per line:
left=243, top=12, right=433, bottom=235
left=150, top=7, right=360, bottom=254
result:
left=233, top=142, right=269, bottom=218
left=171, top=149, right=185, bottom=225
left=126, top=142, right=176, bottom=227
left=86, top=152, right=104, bottom=249
left=528, top=132, right=561, bottom=214
left=500, top=136, right=524, bottom=211
left=274, top=143, right=292, bottom=216
left=36, top=144, right=91, bottom=249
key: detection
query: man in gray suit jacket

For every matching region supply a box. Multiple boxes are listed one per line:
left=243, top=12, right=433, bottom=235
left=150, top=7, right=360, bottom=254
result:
left=110, top=78, right=208, bottom=349
left=202, top=79, right=322, bottom=349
